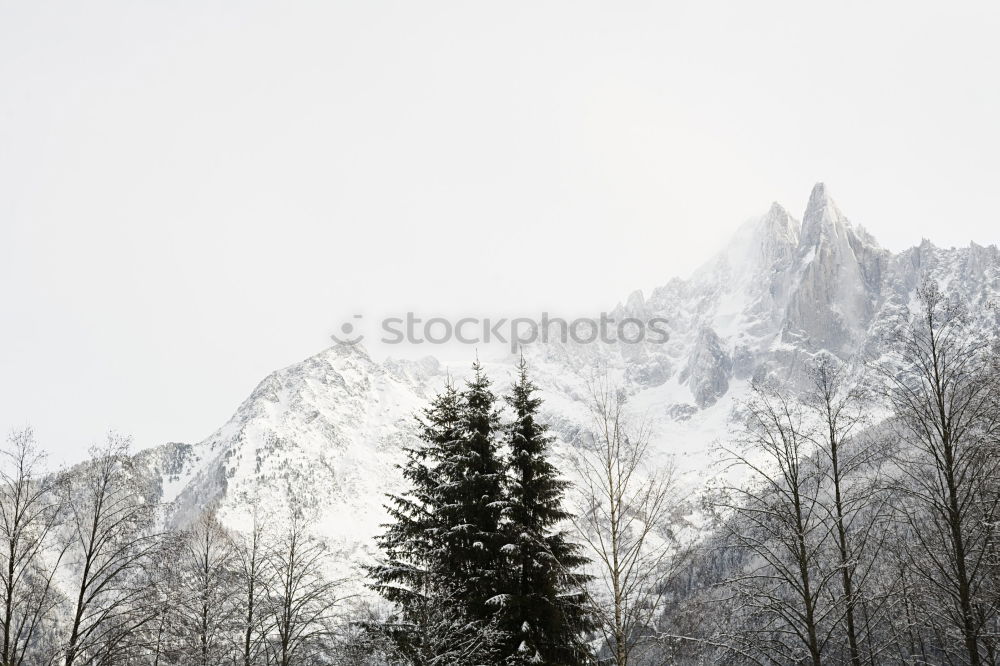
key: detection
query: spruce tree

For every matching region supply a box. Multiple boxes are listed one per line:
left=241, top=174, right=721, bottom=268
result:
left=368, top=371, right=510, bottom=661
left=367, top=382, right=467, bottom=655
left=446, top=360, right=508, bottom=622
left=502, top=357, right=595, bottom=664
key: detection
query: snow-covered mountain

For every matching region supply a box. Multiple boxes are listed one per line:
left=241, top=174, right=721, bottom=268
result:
left=139, top=183, right=1000, bottom=576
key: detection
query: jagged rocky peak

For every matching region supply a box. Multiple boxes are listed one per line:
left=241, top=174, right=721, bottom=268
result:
left=690, top=202, right=799, bottom=291
left=758, top=201, right=800, bottom=268
left=611, top=289, right=646, bottom=321
left=799, top=181, right=849, bottom=250
left=625, top=289, right=645, bottom=315
left=784, top=184, right=887, bottom=356
left=798, top=182, right=884, bottom=258
left=762, top=201, right=798, bottom=238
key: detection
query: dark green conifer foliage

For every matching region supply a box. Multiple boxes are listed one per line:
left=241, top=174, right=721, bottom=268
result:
left=447, top=360, right=508, bottom=620
left=369, top=360, right=592, bottom=663
left=501, top=357, right=595, bottom=665
left=366, top=382, right=470, bottom=656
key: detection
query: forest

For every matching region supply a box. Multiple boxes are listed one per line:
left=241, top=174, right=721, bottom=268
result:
left=2, top=281, right=998, bottom=665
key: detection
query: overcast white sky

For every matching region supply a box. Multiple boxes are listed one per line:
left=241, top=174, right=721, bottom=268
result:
left=2, top=1, right=999, bottom=462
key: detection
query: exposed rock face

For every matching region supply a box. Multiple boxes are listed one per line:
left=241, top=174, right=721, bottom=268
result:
left=757, top=202, right=801, bottom=310
left=785, top=183, right=887, bottom=356
left=129, top=184, right=1000, bottom=578
left=679, top=327, right=732, bottom=407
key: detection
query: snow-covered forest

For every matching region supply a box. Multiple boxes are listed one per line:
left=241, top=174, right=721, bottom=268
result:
left=8, top=0, right=1000, bottom=661
left=2, top=280, right=998, bottom=665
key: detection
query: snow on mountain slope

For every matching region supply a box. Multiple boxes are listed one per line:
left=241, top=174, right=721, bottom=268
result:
left=150, top=348, right=447, bottom=571
left=140, top=183, right=1000, bottom=578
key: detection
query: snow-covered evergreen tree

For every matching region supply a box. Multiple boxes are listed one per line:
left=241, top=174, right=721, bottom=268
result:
left=369, top=381, right=461, bottom=609
left=369, top=380, right=507, bottom=662
left=450, top=361, right=507, bottom=622
left=501, top=358, right=594, bottom=664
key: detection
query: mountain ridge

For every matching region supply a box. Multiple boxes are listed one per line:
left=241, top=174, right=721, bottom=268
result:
left=135, top=184, right=1000, bottom=578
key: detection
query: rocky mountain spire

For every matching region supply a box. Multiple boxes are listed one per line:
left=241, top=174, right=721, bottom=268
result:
left=784, top=183, right=886, bottom=356
left=799, top=182, right=849, bottom=251
left=759, top=201, right=800, bottom=267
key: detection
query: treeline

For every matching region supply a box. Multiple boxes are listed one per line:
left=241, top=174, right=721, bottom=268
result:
left=0, top=430, right=353, bottom=665
left=662, top=282, right=1000, bottom=665
left=0, top=357, right=680, bottom=666
left=3, top=280, right=998, bottom=665
left=360, top=281, right=1000, bottom=666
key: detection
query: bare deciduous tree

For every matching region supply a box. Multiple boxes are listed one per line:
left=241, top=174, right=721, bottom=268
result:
left=173, top=509, right=239, bottom=665
left=231, top=498, right=272, bottom=666
left=60, top=433, right=163, bottom=666
left=876, top=281, right=1000, bottom=666
left=263, top=508, right=341, bottom=666
left=571, top=380, right=687, bottom=666
left=717, top=383, right=837, bottom=666
left=0, top=428, right=66, bottom=666
left=806, top=356, right=894, bottom=666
